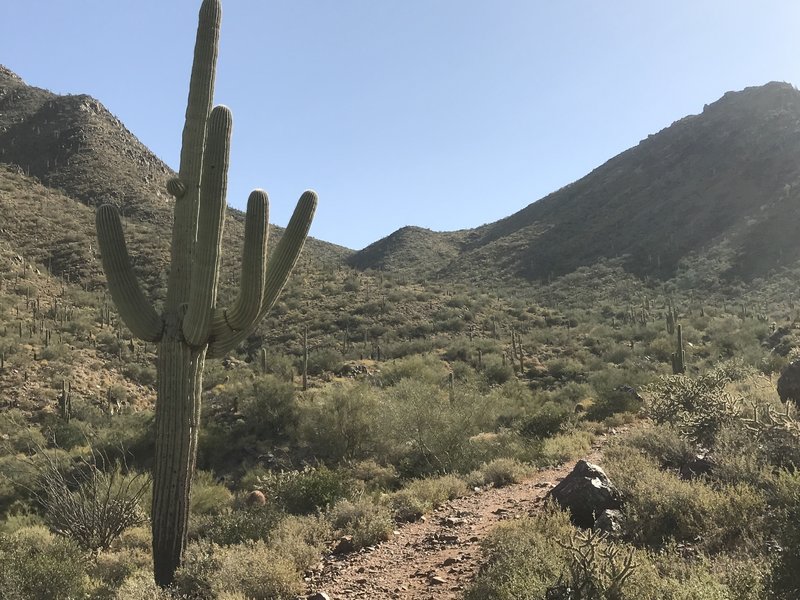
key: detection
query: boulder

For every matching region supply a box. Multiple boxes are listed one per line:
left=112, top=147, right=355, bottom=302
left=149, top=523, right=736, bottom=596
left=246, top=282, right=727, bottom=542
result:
left=777, top=360, right=800, bottom=405
left=546, top=460, right=622, bottom=528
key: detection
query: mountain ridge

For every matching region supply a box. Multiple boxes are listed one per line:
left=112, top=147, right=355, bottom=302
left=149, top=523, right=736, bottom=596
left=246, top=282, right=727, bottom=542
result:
left=350, top=81, right=800, bottom=284
left=2, top=64, right=800, bottom=289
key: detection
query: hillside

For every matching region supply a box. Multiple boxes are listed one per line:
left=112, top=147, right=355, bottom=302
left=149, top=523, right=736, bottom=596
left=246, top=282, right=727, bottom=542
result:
left=0, top=65, right=350, bottom=296
left=351, top=82, right=800, bottom=284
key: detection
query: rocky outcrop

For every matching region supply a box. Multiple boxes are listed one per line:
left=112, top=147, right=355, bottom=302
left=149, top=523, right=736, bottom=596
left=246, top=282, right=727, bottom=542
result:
left=546, top=460, right=622, bottom=528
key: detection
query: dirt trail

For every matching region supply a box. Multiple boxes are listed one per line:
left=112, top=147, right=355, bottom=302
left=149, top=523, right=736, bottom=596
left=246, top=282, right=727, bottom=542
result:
left=305, top=428, right=629, bottom=600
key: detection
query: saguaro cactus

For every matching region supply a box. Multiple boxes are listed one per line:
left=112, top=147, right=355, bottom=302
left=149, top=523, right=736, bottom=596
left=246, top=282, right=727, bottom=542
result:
left=671, top=324, right=686, bottom=375
left=95, top=0, right=316, bottom=586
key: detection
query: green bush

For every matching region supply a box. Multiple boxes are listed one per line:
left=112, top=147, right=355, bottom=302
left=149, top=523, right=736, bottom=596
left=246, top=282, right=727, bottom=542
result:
left=0, top=527, right=89, bottom=600
left=465, top=510, right=573, bottom=600
left=239, top=374, right=297, bottom=440
left=469, top=458, right=531, bottom=488
left=297, top=382, right=387, bottom=462
left=519, top=402, right=572, bottom=439
left=264, top=466, right=353, bottom=515
left=386, top=475, right=467, bottom=521
left=268, top=514, right=331, bottom=571
left=605, top=445, right=765, bottom=550
left=190, top=504, right=283, bottom=545
left=174, top=541, right=303, bottom=600
left=329, top=496, right=393, bottom=550
left=190, top=470, right=233, bottom=516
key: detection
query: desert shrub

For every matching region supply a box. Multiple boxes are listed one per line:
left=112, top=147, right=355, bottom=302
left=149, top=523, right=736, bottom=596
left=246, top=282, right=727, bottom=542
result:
left=0, top=526, right=89, bottom=600
left=0, top=409, right=46, bottom=453
left=297, top=382, right=387, bottom=462
left=605, top=445, right=765, bottom=550
left=171, top=542, right=222, bottom=599
left=387, top=474, right=467, bottom=521
left=466, top=509, right=759, bottom=600
left=546, top=357, right=587, bottom=382
left=519, top=402, right=572, bottom=439
left=384, top=378, right=489, bottom=475
left=346, top=460, right=399, bottom=490
left=40, top=414, right=94, bottom=452
left=190, top=470, right=233, bottom=516
left=482, top=356, right=515, bottom=386
left=174, top=540, right=302, bottom=600
left=238, top=374, right=297, bottom=440
left=375, top=353, right=449, bottom=386
left=214, top=541, right=303, bottom=599
left=623, top=423, right=696, bottom=470
left=114, top=569, right=168, bottom=600
left=328, top=496, right=393, bottom=549
left=268, top=514, right=331, bottom=571
left=764, top=468, right=800, bottom=598
left=190, top=504, right=283, bottom=546
left=465, top=509, right=573, bottom=600
left=121, top=362, right=157, bottom=387
left=89, top=546, right=151, bottom=597
left=304, top=348, right=344, bottom=376
left=535, top=430, right=594, bottom=467
left=31, top=450, right=149, bottom=551
left=257, top=349, right=296, bottom=381
left=469, top=458, right=531, bottom=488
left=263, top=466, right=353, bottom=515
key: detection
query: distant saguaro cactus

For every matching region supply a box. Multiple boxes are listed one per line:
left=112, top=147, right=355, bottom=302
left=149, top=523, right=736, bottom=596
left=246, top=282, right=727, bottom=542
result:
left=671, top=324, right=686, bottom=375
left=95, top=0, right=316, bottom=586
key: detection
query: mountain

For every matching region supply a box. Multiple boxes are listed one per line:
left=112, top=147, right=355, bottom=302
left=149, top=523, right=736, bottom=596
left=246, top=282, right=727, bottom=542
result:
left=0, top=65, right=350, bottom=298
left=4, top=65, right=800, bottom=291
left=351, top=82, right=800, bottom=284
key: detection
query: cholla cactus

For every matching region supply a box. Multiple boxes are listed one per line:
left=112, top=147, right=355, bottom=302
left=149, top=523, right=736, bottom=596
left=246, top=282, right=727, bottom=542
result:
left=95, top=0, right=316, bottom=586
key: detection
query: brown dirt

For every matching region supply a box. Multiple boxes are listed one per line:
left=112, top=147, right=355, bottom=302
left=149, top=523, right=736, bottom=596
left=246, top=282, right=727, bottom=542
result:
left=305, top=427, right=631, bottom=600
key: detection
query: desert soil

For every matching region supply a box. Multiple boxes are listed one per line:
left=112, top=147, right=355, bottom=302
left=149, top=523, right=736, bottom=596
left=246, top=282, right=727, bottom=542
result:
left=304, top=427, right=629, bottom=600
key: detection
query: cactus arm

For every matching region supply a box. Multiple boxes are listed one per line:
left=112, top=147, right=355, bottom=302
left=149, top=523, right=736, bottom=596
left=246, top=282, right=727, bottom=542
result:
left=96, top=205, right=163, bottom=342
left=209, top=189, right=269, bottom=339
left=207, top=190, right=317, bottom=358
left=183, top=105, right=231, bottom=346
left=166, top=0, right=221, bottom=310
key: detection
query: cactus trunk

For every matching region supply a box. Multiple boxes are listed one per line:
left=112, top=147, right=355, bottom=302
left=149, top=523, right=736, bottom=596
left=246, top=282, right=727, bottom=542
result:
left=151, top=340, right=204, bottom=586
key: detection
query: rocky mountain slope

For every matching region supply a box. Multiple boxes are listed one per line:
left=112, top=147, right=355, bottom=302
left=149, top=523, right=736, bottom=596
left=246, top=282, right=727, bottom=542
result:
left=0, top=65, right=350, bottom=297
left=351, top=82, right=800, bottom=284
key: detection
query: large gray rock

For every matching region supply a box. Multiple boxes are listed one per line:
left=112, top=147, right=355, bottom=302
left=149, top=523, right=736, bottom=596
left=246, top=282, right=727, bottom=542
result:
left=546, top=460, right=622, bottom=528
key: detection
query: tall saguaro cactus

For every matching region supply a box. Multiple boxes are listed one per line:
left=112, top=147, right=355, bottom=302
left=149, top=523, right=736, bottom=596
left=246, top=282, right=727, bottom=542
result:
left=95, top=0, right=316, bottom=586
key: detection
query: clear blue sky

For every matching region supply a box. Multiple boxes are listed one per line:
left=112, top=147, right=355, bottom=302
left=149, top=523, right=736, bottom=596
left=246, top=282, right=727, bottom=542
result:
left=2, top=1, right=800, bottom=250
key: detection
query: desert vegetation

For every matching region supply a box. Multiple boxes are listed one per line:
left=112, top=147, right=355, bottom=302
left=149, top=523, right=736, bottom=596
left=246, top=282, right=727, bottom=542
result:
left=2, top=1, right=800, bottom=599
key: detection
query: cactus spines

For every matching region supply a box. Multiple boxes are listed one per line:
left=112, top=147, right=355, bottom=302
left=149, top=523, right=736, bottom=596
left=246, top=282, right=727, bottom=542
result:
left=95, top=0, right=316, bottom=587
left=671, top=324, right=686, bottom=375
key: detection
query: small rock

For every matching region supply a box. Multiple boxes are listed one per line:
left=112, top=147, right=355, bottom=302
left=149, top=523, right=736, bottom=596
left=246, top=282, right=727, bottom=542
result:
left=429, top=576, right=447, bottom=585
left=307, top=593, right=332, bottom=600
left=332, top=535, right=356, bottom=555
